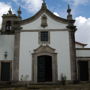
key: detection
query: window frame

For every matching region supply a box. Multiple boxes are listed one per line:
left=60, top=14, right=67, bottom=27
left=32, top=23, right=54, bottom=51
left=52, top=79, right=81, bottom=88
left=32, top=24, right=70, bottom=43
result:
left=39, top=31, right=50, bottom=44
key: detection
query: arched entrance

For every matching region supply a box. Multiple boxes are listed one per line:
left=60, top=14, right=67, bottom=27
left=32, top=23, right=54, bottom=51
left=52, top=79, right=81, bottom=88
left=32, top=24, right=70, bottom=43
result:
left=32, top=45, right=57, bottom=83
left=37, top=55, right=52, bottom=82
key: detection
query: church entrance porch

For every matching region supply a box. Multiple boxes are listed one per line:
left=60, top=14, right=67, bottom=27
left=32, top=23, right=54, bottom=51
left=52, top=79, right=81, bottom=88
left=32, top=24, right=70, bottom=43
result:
left=37, top=55, right=52, bottom=82
left=78, top=61, right=89, bottom=81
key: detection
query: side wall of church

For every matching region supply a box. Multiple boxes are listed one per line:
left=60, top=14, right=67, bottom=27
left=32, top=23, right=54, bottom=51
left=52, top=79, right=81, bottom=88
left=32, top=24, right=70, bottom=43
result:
left=76, top=49, right=90, bottom=57
left=0, top=35, right=15, bottom=60
left=19, top=31, right=71, bottom=81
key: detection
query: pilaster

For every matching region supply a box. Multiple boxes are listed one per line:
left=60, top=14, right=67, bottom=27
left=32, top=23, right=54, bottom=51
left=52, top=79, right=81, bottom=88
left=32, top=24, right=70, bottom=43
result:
left=67, top=20, right=77, bottom=82
left=12, top=31, right=20, bottom=81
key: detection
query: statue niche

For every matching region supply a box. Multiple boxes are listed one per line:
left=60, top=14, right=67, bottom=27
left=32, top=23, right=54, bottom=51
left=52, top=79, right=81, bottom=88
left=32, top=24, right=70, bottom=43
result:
left=41, top=15, right=48, bottom=28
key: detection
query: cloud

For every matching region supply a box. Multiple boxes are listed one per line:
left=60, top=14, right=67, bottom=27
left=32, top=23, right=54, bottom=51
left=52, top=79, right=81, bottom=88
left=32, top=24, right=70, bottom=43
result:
left=0, top=2, right=12, bottom=28
left=12, top=0, right=43, bottom=13
left=75, top=16, right=90, bottom=47
left=66, top=0, right=89, bottom=6
left=73, top=0, right=89, bottom=6
left=53, top=12, right=60, bottom=17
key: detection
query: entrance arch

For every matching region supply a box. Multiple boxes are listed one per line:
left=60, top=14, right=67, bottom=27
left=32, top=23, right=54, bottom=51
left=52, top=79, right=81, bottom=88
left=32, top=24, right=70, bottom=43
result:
left=37, top=55, right=52, bottom=82
left=32, top=45, right=57, bottom=83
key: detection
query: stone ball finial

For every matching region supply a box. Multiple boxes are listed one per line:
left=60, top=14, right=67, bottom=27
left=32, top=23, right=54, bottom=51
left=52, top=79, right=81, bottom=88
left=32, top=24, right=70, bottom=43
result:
left=8, top=8, right=12, bottom=15
left=67, top=4, right=72, bottom=20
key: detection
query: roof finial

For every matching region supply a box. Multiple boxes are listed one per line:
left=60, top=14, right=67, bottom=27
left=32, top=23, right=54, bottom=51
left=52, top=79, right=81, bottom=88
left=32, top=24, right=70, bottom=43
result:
left=43, top=0, right=45, bottom=4
left=17, top=6, right=22, bottom=18
left=42, top=0, right=47, bottom=9
left=67, top=4, right=72, bottom=20
left=67, top=4, right=71, bottom=15
left=8, top=8, right=12, bottom=14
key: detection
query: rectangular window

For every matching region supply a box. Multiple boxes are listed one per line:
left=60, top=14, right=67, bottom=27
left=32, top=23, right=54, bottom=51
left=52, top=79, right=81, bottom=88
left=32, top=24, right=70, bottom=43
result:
left=40, top=31, right=48, bottom=42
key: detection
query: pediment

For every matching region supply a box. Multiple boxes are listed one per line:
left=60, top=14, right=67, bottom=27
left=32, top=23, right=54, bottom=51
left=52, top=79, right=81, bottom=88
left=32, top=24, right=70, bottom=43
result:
left=21, top=4, right=68, bottom=30
left=34, top=45, right=55, bottom=54
left=21, top=6, right=68, bottom=25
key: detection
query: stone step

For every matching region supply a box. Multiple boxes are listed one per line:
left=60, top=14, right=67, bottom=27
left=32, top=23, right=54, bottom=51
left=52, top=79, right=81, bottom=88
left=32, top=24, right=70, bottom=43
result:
left=0, top=82, right=90, bottom=90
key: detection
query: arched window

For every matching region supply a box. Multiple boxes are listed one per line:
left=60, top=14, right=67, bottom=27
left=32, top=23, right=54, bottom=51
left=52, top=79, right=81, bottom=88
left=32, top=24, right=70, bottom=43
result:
left=5, top=21, right=12, bottom=31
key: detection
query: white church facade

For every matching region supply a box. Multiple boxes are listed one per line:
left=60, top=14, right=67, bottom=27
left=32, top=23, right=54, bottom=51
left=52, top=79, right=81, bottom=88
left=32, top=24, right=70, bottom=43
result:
left=0, top=2, right=90, bottom=83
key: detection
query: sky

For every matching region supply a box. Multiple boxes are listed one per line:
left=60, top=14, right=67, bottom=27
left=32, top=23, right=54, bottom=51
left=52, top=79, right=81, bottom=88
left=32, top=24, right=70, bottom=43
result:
left=0, top=0, right=90, bottom=47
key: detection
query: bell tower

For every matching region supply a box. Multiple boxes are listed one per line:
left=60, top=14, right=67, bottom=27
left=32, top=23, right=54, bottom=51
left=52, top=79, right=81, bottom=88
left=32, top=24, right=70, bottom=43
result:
left=1, top=8, right=21, bottom=34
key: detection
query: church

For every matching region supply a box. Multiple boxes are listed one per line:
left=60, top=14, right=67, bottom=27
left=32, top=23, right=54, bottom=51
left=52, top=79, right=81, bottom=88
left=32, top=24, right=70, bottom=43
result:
left=0, top=1, right=90, bottom=83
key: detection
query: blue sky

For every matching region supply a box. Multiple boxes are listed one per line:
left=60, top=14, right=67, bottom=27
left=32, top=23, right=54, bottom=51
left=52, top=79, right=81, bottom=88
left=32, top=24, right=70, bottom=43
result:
left=0, top=0, right=90, bottom=19
left=0, top=0, right=90, bottom=46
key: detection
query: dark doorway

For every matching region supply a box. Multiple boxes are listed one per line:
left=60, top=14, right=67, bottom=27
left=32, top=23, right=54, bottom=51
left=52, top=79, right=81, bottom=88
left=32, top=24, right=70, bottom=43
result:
left=1, top=62, right=11, bottom=81
left=78, top=61, right=89, bottom=81
left=37, top=55, right=52, bottom=82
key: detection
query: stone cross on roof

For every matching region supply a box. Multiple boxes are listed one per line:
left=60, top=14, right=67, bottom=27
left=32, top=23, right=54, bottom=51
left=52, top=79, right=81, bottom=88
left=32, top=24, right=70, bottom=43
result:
left=43, top=0, right=46, bottom=4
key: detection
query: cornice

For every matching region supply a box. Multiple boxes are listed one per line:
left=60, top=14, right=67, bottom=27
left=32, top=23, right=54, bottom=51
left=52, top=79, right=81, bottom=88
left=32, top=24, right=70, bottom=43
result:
left=76, top=48, right=90, bottom=50
left=20, top=29, right=68, bottom=32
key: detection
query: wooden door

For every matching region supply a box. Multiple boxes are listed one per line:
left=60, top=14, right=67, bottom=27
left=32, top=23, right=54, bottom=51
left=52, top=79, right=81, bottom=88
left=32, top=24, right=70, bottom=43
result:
left=1, top=62, right=11, bottom=81
left=78, top=61, right=89, bottom=81
left=37, top=55, right=52, bottom=82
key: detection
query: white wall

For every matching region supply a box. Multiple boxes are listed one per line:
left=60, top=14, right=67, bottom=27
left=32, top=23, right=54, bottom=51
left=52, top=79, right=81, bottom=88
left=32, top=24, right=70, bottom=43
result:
left=19, top=32, right=38, bottom=81
left=76, top=49, right=90, bottom=57
left=50, top=31, right=71, bottom=80
left=0, top=35, right=15, bottom=60
left=19, top=31, right=71, bottom=81
left=21, top=13, right=67, bottom=30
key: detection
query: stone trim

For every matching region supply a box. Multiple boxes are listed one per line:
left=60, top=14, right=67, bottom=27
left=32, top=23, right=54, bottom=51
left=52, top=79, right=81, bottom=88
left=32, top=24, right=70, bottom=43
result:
left=77, top=58, right=90, bottom=81
left=76, top=48, right=90, bottom=50
left=76, top=60, right=79, bottom=81
left=32, top=45, right=57, bottom=83
left=77, top=60, right=80, bottom=81
left=77, top=57, right=90, bottom=60
left=0, top=60, right=12, bottom=81
left=34, top=45, right=55, bottom=53
left=88, top=61, right=90, bottom=81
left=20, top=29, right=68, bottom=32
left=1, top=33, right=15, bottom=35
left=0, top=63, right=1, bottom=81
left=12, top=31, right=20, bottom=81
left=75, top=42, right=87, bottom=46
